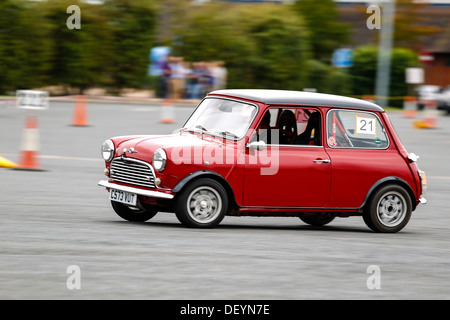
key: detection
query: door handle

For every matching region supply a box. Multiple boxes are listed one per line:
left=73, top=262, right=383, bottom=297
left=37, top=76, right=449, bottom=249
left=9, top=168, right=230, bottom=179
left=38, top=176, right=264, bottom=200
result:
left=313, top=159, right=331, bottom=163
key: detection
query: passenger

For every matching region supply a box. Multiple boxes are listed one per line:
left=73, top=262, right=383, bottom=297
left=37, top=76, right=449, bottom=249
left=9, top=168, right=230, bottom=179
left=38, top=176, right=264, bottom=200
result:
left=293, top=112, right=321, bottom=145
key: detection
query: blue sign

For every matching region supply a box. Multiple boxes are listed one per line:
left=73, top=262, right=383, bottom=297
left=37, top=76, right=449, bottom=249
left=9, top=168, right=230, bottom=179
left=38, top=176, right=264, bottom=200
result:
left=332, top=49, right=353, bottom=68
left=149, top=46, right=171, bottom=76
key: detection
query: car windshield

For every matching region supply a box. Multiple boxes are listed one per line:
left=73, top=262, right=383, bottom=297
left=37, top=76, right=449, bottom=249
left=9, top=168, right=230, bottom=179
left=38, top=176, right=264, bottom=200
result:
left=183, top=98, right=257, bottom=140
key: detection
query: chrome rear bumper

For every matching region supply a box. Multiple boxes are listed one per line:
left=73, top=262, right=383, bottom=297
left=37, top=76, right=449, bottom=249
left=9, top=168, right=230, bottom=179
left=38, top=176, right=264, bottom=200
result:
left=98, top=180, right=174, bottom=200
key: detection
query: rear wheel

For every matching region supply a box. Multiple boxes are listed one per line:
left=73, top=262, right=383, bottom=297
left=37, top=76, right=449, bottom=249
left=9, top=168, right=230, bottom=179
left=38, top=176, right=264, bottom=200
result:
left=363, top=185, right=412, bottom=233
left=300, top=214, right=335, bottom=226
left=175, top=178, right=228, bottom=228
left=111, top=200, right=158, bottom=222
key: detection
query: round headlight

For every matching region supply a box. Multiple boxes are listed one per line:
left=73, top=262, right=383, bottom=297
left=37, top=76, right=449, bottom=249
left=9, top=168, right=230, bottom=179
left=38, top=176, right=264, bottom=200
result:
left=153, top=148, right=167, bottom=172
left=101, top=139, right=115, bottom=162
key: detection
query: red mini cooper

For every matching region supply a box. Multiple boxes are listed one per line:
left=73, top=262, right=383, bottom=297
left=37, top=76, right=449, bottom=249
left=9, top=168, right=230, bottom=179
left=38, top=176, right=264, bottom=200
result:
left=99, top=89, right=427, bottom=233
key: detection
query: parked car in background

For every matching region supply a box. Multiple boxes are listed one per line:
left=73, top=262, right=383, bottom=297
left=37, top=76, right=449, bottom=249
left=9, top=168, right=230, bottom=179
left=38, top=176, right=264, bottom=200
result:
left=437, top=86, right=450, bottom=114
left=98, top=89, right=427, bottom=233
left=415, top=85, right=441, bottom=110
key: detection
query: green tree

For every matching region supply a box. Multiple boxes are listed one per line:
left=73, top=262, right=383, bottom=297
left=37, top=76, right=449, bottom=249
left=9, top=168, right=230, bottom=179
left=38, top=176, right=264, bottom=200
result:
left=173, top=3, right=310, bottom=90
left=106, top=0, right=158, bottom=89
left=0, top=0, right=158, bottom=94
left=394, top=0, right=442, bottom=49
left=293, top=0, right=349, bottom=62
left=304, top=60, right=352, bottom=96
left=0, top=0, right=25, bottom=93
left=0, top=0, right=53, bottom=93
left=349, top=45, right=418, bottom=106
left=41, top=0, right=115, bottom=91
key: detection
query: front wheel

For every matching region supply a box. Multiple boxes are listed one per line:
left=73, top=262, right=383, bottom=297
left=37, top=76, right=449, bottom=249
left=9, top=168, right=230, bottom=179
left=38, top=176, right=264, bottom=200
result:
left=175, top=178, right=228, bottom=228
left=111, top=201, right=158, bottom=222
left=363, top=185, right=412, bottom=233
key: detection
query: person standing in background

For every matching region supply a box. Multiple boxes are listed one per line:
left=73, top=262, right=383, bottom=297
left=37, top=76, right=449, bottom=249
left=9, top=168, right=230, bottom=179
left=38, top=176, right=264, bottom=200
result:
left=210, top=61, right=228, bottom=91
left=168, top=56, right=186, bottom=100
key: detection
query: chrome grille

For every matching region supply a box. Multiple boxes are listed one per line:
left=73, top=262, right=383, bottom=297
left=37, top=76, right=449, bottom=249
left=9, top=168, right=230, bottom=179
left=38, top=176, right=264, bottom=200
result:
left=110, top=158, right=155, bottom=189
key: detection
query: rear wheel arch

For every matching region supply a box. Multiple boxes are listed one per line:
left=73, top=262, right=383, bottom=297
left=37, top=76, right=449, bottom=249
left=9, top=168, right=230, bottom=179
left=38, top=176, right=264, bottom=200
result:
left=363, top=183, right=413, bottom=233
left=362, top=177, right=416, bottom=211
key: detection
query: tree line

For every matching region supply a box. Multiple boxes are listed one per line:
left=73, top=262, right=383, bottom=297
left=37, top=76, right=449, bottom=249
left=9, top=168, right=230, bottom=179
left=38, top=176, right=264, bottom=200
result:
left=0, top=0, right=157, bottom=94
left=0, top=0, right=421, bottom=105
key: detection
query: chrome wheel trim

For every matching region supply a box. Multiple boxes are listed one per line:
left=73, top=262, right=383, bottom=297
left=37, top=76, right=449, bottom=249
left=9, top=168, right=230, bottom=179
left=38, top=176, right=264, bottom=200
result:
left=376, top=191, right=407, bottom=227
left=186, top=186, right=222, bottom=224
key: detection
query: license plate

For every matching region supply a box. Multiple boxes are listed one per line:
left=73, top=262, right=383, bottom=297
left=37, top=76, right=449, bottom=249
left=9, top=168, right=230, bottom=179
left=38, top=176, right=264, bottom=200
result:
left=109, top=189, right=137, bottom=206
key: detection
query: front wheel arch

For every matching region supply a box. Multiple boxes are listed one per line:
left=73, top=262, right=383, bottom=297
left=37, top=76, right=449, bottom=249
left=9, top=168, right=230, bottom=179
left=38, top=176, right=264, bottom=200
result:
left=173, top=171, right=238, bottom=210
left=174, top=177, right=229, bottom=228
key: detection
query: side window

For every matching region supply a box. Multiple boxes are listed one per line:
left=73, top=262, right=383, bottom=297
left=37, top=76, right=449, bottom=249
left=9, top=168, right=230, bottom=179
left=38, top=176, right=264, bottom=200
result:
left=291, top=109, right=321, bottom=146
left=326, top=110, right=389, bottom=149
left=252, top=107, right=322, bottom=146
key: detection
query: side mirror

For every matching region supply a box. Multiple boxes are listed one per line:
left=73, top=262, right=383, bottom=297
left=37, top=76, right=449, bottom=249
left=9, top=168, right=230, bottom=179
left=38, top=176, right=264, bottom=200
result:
left=246, top=141, right=266, bottom=151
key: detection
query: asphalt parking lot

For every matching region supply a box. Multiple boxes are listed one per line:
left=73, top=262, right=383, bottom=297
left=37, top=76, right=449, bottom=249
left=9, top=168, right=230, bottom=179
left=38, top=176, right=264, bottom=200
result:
left=0, top=98, right=449, bottom=300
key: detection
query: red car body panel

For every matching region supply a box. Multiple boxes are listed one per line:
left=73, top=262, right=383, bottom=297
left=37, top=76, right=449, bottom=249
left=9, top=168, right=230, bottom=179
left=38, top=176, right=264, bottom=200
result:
left=243, top=145, right=331, bottom=208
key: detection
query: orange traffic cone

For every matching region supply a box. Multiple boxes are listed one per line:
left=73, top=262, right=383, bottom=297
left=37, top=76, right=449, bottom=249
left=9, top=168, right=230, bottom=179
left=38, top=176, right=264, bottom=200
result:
left=72, top=95, right=89, bottom=126
left=15, top=116, right=43, bottom=171
left=159, top=98, right=176, bottom=124
left=422, top=100, right=438, bottom=129
left=403, top=96, right=417, bottom=118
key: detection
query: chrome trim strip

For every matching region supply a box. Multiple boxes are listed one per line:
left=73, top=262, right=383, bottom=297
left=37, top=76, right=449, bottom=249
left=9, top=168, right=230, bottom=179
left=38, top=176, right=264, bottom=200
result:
left=98, top=180, right=174, bottom=200
left=241, top=206, right=358, bottom=211
left=266, top=144, right=324, bottom=148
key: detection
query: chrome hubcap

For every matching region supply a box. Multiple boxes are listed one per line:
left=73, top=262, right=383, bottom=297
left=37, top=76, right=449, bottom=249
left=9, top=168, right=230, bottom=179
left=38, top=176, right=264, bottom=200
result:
left=377, top=191, right=406, bottom=227
left=187, top=186, right=222, bottom=223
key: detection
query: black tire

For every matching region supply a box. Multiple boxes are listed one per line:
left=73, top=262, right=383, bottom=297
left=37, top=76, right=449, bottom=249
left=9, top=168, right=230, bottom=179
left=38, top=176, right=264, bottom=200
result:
left=363, top=185, right=412, bottom=233
left=111, top=200, right=158, bottom=222
left=300, top=214, right=335, bottom=226
left=174, top=178, right=228, bottom=228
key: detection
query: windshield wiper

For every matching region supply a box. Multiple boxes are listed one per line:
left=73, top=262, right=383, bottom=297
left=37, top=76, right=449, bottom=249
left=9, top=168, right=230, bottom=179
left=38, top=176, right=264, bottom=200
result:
left=195, top=125, right=209, bottom=132
left=187, top=125, right=208, bottom=134
left=215, top=130, right=238, bottom=140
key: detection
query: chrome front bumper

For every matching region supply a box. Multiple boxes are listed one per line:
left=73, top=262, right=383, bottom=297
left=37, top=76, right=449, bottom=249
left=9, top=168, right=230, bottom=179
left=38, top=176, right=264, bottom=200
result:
left=98, top=180, right=174, bottom=200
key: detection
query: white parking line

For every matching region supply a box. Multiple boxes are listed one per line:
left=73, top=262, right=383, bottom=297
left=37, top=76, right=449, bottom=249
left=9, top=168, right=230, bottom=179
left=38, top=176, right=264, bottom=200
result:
left=428, top=176, right=450, bottom=180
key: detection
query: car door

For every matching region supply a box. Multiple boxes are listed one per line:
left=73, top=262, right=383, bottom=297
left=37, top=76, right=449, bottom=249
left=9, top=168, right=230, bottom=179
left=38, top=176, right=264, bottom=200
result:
left=324, top=109, right=396, bottom=208
left=243, top=107, right=331, bottom=208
